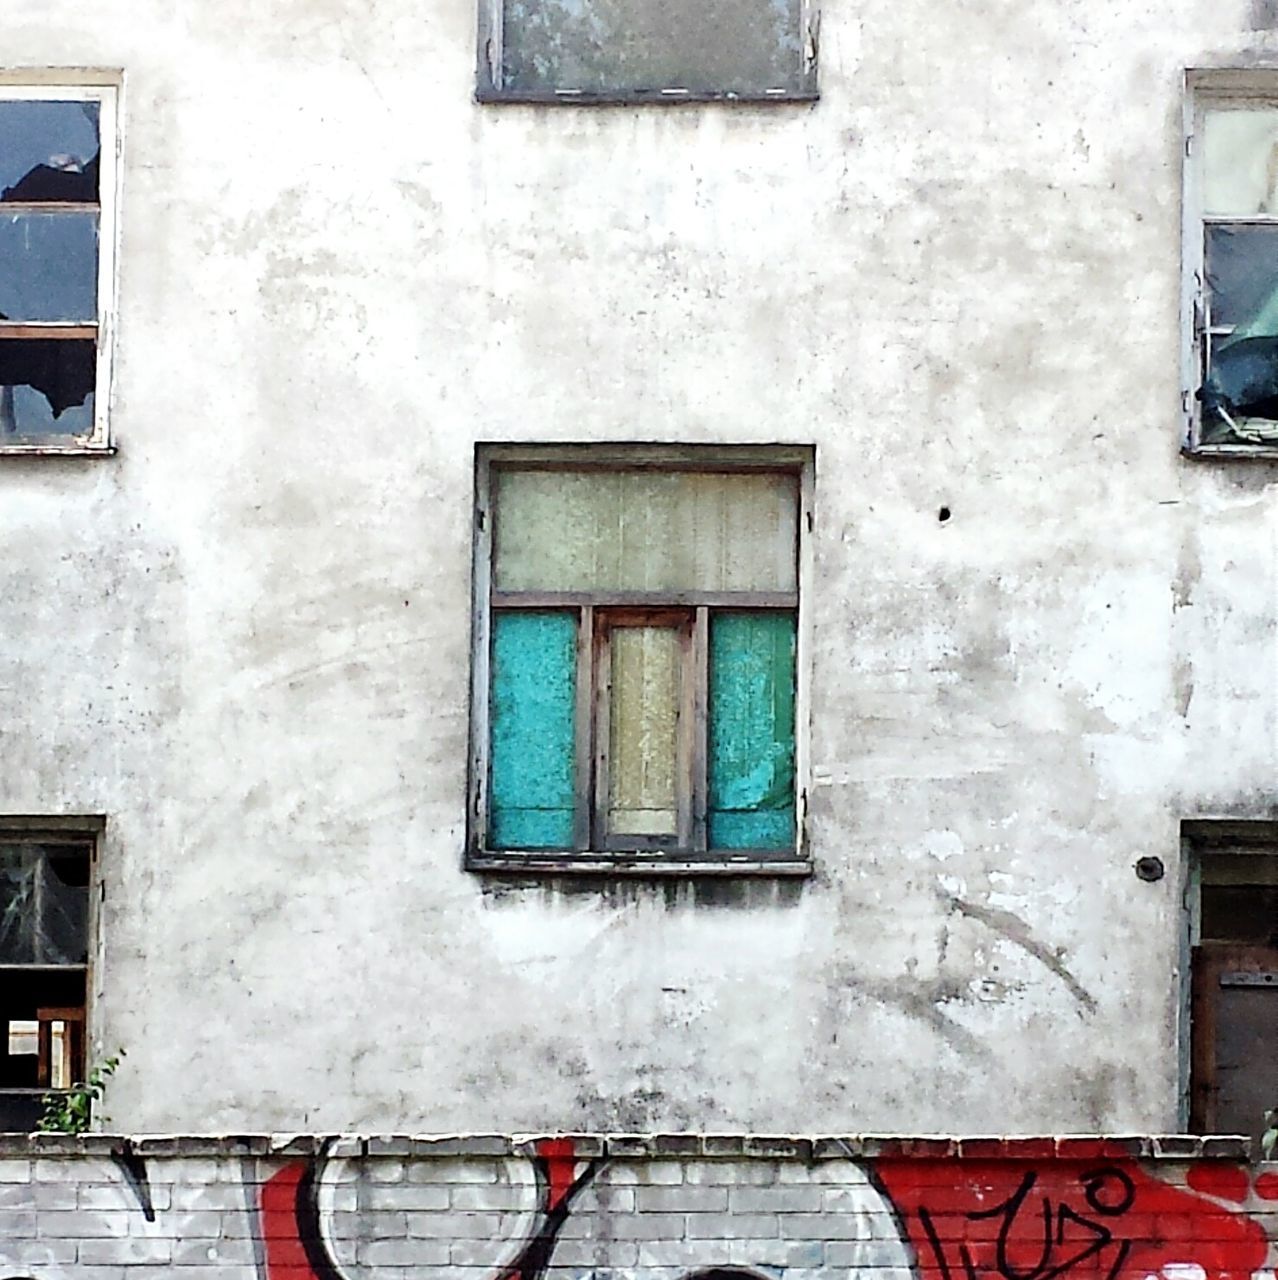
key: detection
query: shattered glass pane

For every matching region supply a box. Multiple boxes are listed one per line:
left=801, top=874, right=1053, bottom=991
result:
left=501, top=0, right=804, bottom=94
left=0, top=101, right=99, bottom=203
left=1200, top=223, right=1278, bottom=444
left=0, top=339, right=96, bottom=435
left=1204, top=109, right=1278, bottom=217
left=0, top=843, right=89, bottom=966
left=0, top=212, right=98, bottom=322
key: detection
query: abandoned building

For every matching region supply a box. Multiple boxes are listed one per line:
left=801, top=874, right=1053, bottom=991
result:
left=3, top=0, right=1278, bottom=1191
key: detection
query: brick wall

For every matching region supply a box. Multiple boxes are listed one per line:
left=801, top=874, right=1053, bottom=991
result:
left=0, top=1135, right=1271, bottom=1279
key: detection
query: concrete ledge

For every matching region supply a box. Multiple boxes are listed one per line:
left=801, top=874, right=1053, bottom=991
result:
left=0, top=1133, right=1255, bottom=1160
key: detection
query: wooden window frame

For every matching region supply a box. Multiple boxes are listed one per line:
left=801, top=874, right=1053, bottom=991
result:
left=0, top=74, right=120, bottom=457
left=475, top=0, right=820, bottom=105
left=467, top=444, right=813, bottom=878
left=0, top=817, right=102, bottom=1121
left=1181, top=820, right=1278, bottom=1135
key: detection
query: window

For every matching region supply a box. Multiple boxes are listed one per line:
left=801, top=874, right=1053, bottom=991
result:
left=1183, top=822, right=1278, bottom=1142
left=468, top=446, right=811, bottom=874
left=0, top=823, right=97, bottom=1130
left=477, top=0, right=818, bottom=103
left=0, top=78, right=118, bottom=455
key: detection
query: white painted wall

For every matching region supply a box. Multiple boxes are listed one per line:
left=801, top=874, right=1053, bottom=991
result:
left=2, top=0, right=1275, bottom=1132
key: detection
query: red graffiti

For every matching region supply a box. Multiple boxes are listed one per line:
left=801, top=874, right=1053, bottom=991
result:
left=536, top=1137, right=578, bottom=1211
left=1186, top=1165, right=1251, bottom=1204
left=261, top=1161, right=321, bottom=1280
left=876, top=1160, right=1269, bottom=1280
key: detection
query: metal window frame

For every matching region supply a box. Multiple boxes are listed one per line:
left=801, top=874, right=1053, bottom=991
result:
left=466, top=443, right=814, bottom=877
left=1181, top=69, right=1278, bottom=459
left=475, top=0, right=820, bottom=105
left=0, top=72, right=121, bottom=458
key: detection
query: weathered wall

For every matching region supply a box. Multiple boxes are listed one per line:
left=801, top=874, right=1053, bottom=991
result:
left=4, top=0, right=1278, bottom=1131
left=0, top=1134, right=1273, bottom=1279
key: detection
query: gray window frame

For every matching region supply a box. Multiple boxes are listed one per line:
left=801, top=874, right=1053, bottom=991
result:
left=466, top=442, right=815, bottom=878
left=476, top=0, right=820, bottom=104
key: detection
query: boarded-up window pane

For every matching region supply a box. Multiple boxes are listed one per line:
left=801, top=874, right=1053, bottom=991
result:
left=1204, top=109, right=1278, bottom=217
left=494, top=469, right=797, bottom=593
left=608, top=625, right=680, bottom=836
left=490, top=611, right=577, bottom=849
left=501, top=0, right=804, bottom=95
left=708, top=612, right=795, bottom=850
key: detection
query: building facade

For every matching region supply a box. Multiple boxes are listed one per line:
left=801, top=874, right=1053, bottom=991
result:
left=3, top=0, right=1278, bottom=1140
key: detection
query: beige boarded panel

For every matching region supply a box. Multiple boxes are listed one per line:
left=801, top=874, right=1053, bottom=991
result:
left=494, top=469, right=797, bottom=592
left=608, top=626, right=679, bottom=836
left=1203, top=108, right=1278, bottom=217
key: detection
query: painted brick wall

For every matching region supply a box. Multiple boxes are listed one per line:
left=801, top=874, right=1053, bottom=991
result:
left=0, top=1135, right=1273, bottom=1279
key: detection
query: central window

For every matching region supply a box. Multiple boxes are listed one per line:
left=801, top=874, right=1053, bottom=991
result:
left=469, top=446, right=810, bottom=873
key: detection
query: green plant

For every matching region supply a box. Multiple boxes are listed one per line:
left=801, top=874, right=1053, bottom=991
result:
left=1263, top=1108, right=1278, bottom=1161
left=36, top=1049, right=125, bottom=1134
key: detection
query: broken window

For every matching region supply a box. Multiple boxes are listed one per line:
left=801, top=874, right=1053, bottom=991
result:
left=0, top=831, right=94, bottom=1131
left=478, top=0, right=818, bottom=101
left=1182, top=823, right=1278, bottom=1142
left=469, top=446, right=810, bottom=871
left=0, top=84, right=117, bottom=452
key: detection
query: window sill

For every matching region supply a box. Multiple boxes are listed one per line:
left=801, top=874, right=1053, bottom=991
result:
left=467, top=851, right=812, bottom=877
left=476, top=88, right=819, bottom=106
left=1183, top=442, right=1278, bottom=461
left=0, top=441, right=115, bottom=458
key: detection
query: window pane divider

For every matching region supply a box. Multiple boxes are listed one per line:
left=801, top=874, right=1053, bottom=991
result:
left=573, top=604, right=594, bottom=853
left=0, top=201, right=99, bottom=213
left=0, top=323, right=96, bottom=340
left=690, top=606, right=709, bottom=854
left=493, top=589, right=797, bottom=609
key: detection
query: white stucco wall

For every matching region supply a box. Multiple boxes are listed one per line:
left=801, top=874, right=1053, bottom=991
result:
left=2, top=0, right=1276, bottom=1132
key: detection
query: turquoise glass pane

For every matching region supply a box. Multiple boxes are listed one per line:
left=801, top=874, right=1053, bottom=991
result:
left=490, top=611, right=576, bottom=850
left=708, top=612, right=796, bottom=851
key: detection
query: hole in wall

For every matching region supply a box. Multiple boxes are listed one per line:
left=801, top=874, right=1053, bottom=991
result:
left=938, top=506, right=952, bottom=523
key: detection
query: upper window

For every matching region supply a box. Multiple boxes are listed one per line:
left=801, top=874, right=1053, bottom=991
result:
left=469, top=446, right=811, bottom=874
left=0, top=80, right=118, bottom=455
left=477, top=0, right=818, bottom=103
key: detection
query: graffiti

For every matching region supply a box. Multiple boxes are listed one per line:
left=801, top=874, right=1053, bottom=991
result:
left=1, top=1141, right=1278, bottom=1280
left=261, top=1137, right=602, bottom=1280
left=876, top=1159, right=1271, bottom=1280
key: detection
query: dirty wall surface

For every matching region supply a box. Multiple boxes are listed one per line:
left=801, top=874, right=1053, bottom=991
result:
left=3, top=0, right=1278, bottom=1132
left=0, top=1135, right=1274, bottom=1279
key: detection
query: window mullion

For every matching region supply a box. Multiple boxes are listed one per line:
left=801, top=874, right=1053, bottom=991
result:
left=689, top=607, right=709, bottom=854
left=591, top=614, right=610, bottom=852
left=574, top=604, right=594, bottom=853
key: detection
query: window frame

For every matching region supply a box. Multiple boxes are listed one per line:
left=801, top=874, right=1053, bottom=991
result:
left=0, top=815, right=102, bottom=1129
left=0, top=72, right=120, bottom=458
left=467, top=443, right=813, bottom=877
left=1180, top=70, right=1278, bottom=458
left=475, top=0, right=820, bottom=105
